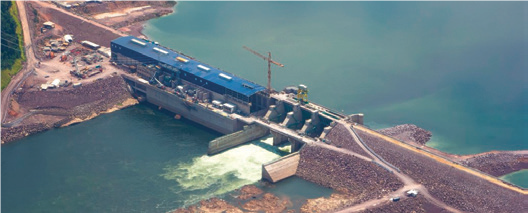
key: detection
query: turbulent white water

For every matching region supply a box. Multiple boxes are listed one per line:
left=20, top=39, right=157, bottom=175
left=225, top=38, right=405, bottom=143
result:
left=160, top=137, right=283, bottom=206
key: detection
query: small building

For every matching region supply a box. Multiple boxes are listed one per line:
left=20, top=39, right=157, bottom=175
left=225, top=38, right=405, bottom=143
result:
left=43, top=21, right=55, bottom=29
left=51, top=79, right=61, bottom=88
left=64, top=35, right=73, bottom=43
left=81, top=40, right=100, bottom=50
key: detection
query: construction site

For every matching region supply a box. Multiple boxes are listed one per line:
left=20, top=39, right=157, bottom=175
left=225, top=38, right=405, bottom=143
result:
left=1, top=1, right=527, bottom=213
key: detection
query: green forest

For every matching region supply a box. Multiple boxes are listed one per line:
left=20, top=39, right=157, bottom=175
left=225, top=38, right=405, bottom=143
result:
left=1, top=1, right=25, bottom=90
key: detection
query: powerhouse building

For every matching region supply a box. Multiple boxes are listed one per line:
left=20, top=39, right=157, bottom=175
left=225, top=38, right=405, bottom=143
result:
left=111, top=36, right=269, bottom=114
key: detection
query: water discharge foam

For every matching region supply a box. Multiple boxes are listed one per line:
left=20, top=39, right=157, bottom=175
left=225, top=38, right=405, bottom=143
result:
left=161, top=137, right=283, bottom=206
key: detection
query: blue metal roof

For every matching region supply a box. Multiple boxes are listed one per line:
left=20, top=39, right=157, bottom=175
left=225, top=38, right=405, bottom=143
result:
left=111, top=36, right=265, bottom=97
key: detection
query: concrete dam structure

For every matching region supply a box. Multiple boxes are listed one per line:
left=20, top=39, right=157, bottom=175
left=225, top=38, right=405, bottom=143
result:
left=112, top=35, right=365, bottom=182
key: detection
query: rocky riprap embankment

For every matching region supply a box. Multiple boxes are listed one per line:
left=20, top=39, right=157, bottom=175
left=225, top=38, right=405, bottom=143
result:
left=2, top=76, right=134, bottom=143
left=295, top=145, right=403, bottom=211
left=462, top=152, right=528, bottom=177
left=325, top=123, right=369, bottom=157
left=356, top=129, right=528, bottom=213
left=378, top=124, right=432, bottom=145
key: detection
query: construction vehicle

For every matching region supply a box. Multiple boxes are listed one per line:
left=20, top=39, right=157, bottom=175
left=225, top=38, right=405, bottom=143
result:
left=297, top=84, right=308, bottom=104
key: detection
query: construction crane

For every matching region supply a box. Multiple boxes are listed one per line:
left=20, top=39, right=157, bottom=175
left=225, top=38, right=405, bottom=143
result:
left=243, top=46, right=284, bottom=94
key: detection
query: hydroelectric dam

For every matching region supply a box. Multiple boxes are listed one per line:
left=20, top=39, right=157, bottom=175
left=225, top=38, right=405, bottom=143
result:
left=110, top=36, right=528, bottom=212
left=111, top=35, right=364, bottom=182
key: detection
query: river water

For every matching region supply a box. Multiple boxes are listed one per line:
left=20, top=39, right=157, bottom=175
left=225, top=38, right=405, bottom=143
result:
left=2, top=105, right=330, bottom=212
left=2, top=2, right=526, bottom=212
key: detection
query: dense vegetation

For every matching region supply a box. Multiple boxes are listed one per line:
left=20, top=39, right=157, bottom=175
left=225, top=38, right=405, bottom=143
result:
left=1, top=1, right=25, bottom=90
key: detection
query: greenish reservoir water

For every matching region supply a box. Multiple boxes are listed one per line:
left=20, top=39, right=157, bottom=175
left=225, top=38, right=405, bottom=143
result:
left=2, top=2, right=527, bottom=212
left=501, top=170, right=528, bottom=189
left=144, top=2, right=527, bottom=155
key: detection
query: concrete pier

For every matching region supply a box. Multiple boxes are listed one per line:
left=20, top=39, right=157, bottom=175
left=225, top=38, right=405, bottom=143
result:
left=300, top=110, right=321, bottom=136
left=288, top=138, right=304, bottom=152
left=271, top=129, right=289, bottom=146
left=264, top=101, right=286, bottom=123
left=208, top=124, right=269, bottom=155
left=319, top=126, right=333, bottom=139
left=262, top=152, right=300, bottom=183
left=281, top=103, right=304, bottom=129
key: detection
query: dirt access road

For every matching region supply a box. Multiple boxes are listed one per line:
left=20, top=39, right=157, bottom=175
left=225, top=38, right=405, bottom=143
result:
left=1, top=1, right=38, bottom=124
left=326, top=121, right=462, bottom=212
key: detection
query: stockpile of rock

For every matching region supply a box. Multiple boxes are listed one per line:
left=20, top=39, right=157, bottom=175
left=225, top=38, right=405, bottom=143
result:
left=378, top=124, right=432, bottom=145
left=356, top=129, right=527, bottom=213
left=462, top=152, right=528, bottom=177
left=2, top=76, right=133, bottom=143
left=325, top=123, right=369, bottom=157
left=15, top=75, right=133, bottom=120
left=296, top=144, right=403, bottom=210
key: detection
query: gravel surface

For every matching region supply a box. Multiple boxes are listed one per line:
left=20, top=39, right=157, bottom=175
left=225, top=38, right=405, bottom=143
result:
left=326, top=123, right=370, bottom=157
left=296, top=145, right=403, bottom=211
left=356, top=129, right=528, bottom=213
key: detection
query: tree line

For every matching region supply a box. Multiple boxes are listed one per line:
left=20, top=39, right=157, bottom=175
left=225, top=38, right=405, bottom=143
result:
left=1, top=1, right=23, bottom=70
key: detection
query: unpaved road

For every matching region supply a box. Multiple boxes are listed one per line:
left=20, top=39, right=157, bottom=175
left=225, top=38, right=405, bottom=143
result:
left=332, top=121, right=462, bottom=212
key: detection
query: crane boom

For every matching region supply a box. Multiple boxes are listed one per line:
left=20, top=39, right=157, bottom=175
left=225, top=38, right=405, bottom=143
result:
left=243, top=46, right=284, bottom=94
left=243, top=46, right=284, bottom=67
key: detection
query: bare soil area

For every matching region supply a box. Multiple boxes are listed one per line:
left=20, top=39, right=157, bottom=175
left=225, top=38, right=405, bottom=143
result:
left=27, top=1, right=122, bottom=48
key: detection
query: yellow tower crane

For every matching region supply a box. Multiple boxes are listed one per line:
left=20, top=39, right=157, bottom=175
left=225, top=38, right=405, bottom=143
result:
left=243, top=46, right=284, bottom=94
